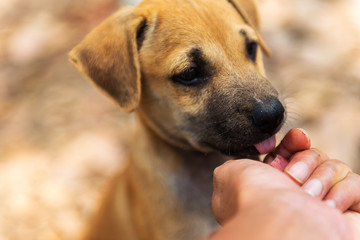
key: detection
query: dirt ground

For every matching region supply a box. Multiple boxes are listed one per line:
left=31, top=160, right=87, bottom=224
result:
left=0, top=0, right=359, bottom=239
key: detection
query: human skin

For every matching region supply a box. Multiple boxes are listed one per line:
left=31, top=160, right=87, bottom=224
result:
left=209, top=129, right=360, bottom=240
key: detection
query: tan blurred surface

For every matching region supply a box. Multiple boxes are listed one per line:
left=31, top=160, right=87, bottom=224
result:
left=0, top=0, right=359, bottom=239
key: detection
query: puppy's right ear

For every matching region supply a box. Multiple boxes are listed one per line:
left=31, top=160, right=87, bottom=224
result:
left=69, top=7, right=146, bottom=113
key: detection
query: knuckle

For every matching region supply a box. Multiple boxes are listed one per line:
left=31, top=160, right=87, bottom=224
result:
left=309, top=148, right=322, bottom=157
left=310, top=148, right=329, bottom=160
left=330, top=159, right=352, bottom=173
left=347, top=172, right=360, bottom=181
left=319, top=159, right=351, bottom=178
left=322, top=159, right=345, bottom=170
left=291, top=148, right=329, bottom=169
left=319, top=160, right=338, bottom=176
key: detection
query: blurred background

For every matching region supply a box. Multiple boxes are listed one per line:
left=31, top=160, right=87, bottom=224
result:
left=0, top=0, right=359, bottom=239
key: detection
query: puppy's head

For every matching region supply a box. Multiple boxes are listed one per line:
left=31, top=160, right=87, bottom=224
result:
left=69, top=0, right=285, bottom=158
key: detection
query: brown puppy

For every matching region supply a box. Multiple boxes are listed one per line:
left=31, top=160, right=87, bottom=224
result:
left=69, top=0, right=285, bottom=239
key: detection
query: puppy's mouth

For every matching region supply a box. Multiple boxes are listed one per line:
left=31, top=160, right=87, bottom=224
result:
left=253, top=135, right=276, bottom=155
left=203, top=135, right=276, bottom=160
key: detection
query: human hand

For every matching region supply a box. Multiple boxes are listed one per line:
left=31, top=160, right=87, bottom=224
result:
left=211, top=159, right=351, bottom=240
left=265, top=128, right=360, bottom=213
left=211, top=128, right=360, bottom=239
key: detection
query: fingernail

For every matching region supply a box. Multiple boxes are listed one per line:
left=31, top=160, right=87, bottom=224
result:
left=296, top=128, right=311, bottom=148
left=286, top=161, right=310, bottom=184
left=303, top=179, right=323, bottom=197
left=296, top=128, right=310, bottom=141
left=325, top=199, right=336, bottom=208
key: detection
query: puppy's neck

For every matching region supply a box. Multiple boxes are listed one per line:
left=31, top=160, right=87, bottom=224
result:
left=130, top=117, right=228, bottom=196
left=128, top=117, right=228, bottom=236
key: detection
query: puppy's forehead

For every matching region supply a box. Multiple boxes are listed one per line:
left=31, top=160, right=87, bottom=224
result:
left=138, top=0, right=246, bottom=37
left=137, top=0, right=253, bottom=65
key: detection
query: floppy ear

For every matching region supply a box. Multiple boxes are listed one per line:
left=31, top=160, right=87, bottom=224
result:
left=228, top=0, right=259, bottom=28
left=69, top=7, right=146, bottom=113
left=227, top=0, right=272, bottom=56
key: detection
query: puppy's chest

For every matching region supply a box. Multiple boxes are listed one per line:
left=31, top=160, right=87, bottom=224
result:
left=167, top=170, right=213, bottom=209
left=165, top=168, right=219, bottom=236
left=130, top=170, right=218, bottom=240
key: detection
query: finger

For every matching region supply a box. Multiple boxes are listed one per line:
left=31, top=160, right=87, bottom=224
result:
left=324, top=172, right=360, bottom=212
left=276, top=128, right=311, bottom=159
left=283, top=148, right=329, bottom=185
left=300, top=159, right=351, bottom=199
left=264, top=128, right=311, bottom=170
left=267, top=154, right=289, bottom=171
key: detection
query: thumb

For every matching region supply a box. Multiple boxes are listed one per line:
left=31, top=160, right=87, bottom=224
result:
left=212, top=159, right=298, bottom=224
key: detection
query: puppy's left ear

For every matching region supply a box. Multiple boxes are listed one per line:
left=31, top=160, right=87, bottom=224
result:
left=69, top=7, right=146, bottom=113
left=228, top=0, right=272, bottom=56
left=228, top=0, right=259, bottom=28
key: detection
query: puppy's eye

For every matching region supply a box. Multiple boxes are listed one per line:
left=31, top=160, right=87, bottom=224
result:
left=246, top=41, right=258, bottom=62
left=172, top=67, right=204, bottom=85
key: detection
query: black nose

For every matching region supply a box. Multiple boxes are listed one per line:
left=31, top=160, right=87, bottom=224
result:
left=252, top=98, right=285, bottom=135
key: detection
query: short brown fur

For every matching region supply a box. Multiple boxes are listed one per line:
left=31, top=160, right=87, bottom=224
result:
left=69, top=0, right=282, bottom=239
